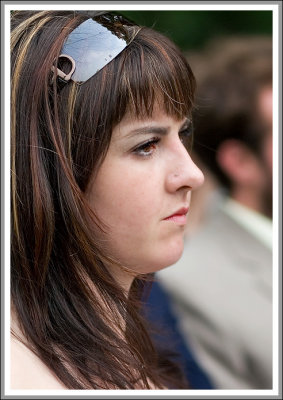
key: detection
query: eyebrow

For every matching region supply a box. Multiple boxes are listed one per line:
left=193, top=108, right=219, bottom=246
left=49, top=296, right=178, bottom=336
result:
left=127, top=126, right=169, bottom=137
left=125, top=119, right=190, bottom=138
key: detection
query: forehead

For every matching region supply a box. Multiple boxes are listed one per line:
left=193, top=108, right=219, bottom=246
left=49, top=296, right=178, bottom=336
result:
left=117, top=100, right=186, bottom=130
left=113, top=115, right=186, bottom=144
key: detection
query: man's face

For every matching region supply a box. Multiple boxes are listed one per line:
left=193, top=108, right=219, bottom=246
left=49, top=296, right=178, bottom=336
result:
left=257, top=85, right=273, bottom=217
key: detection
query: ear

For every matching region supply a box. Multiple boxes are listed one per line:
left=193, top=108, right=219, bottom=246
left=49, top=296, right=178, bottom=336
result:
left=216, top=139, right=261, bottom=186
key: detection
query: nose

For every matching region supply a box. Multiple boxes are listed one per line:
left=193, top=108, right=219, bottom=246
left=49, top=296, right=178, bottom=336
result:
left=166, top=144, right=204, bottom=193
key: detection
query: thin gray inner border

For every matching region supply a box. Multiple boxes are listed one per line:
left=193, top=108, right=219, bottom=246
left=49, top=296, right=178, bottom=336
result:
left=1, top=1, right=282, bottom=399
left=2, top=0, right=282, bottom=4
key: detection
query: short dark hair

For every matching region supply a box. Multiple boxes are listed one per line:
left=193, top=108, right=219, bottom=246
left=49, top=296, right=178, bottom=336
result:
left=189, top=36, right=272, bottom=190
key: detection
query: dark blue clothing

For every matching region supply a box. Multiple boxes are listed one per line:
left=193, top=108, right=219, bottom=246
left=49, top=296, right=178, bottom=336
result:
left=143, top=280, right=214, bottom=389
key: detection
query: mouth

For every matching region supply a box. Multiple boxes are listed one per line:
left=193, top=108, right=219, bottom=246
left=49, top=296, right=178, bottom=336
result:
left=163, top=207, right=189, bottom=225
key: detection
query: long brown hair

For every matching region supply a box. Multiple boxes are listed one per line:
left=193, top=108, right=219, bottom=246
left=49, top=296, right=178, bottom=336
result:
left=11, top=10, right=196, bottom=389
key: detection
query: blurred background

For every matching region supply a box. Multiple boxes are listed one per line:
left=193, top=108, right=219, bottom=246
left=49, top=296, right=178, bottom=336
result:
left=123, top=9, right=274, bottom=390
left=120, top=10, right=272, bottom=51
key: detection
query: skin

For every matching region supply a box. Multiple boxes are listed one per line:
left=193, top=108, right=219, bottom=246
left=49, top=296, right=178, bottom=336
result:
left=11, top=102, right=204, bottom=389
left=219, top=85, right=273, bottom=218
left=86, top=102, right=204, bottom=291
left=257, top=85, right=273, bottom=217
left=258, top=85, right=273, bottom=181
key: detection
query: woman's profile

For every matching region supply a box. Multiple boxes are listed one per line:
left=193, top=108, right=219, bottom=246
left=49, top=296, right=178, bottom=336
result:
left=10, top=10, right=204, bottom=389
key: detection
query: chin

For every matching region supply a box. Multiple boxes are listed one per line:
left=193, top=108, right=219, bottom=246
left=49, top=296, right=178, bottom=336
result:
left=166, top=235, right=185, bottom=263
left=146, top=238, right=185, bottom=273
left=162, top=247, right=184, bottom=269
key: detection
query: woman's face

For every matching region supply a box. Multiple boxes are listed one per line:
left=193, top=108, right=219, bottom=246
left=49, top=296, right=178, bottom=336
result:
left=87, top=103, right=204, bottom=281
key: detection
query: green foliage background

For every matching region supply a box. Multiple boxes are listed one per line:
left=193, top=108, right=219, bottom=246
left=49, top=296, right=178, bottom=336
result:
left=119, top=11, right=272, bottom=51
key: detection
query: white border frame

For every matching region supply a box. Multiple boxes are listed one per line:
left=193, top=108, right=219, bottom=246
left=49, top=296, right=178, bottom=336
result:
left=3, top=2, right=280, bottom=398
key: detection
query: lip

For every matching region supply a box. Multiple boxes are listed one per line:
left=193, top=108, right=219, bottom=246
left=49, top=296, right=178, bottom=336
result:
left=163, top=207, right=189, bottom=225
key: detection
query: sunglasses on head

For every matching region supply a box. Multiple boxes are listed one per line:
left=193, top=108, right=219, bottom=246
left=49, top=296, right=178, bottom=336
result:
left=52, top=12, right=140, bottom=85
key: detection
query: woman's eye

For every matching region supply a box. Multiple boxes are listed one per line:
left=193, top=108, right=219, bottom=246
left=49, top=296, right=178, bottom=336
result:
left=179, top=124, right=193, bottom=152
left=133, top=138, right=160, bottom=157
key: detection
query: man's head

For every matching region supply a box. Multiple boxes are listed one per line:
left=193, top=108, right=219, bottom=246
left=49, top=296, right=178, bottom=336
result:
left=190, top=36, right=272, bottom=217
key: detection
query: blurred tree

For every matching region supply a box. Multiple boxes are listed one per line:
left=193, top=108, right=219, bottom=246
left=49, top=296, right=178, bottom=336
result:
left=119, top=11, right=272, bottom=51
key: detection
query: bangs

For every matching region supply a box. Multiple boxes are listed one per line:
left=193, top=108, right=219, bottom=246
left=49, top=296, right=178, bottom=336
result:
left=112, top=27, right=196, bottom=123
left=64, top=26, right=196, bottom=188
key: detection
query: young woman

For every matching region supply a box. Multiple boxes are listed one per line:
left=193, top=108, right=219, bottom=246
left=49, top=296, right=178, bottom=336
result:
left=10, top=10, right=204, bottom=390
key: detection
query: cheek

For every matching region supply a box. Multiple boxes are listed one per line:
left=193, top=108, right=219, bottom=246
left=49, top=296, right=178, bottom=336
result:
left=105, top=167, right=161, bottom=224
left=257, top=132, right=273, bottom=190
left=264, top=134, right=273, bottom=177
left=89, top=162, right=184, bottom=273
left=89, top=161, right=164, bottom=241
left=88, top=155, right=189, bottom=274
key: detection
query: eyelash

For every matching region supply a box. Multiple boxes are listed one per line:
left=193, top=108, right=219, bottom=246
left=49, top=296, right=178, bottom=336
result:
left=133, top=137, right=160, bottom=157
left=133, top=124, right=193, bottom=158
left=179, top=125, right=193, bottom=152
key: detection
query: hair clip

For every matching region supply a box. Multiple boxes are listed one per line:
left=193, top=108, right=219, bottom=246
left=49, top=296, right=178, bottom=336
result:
left=50, top=14, right=139, bottom=85
left=51, top=54, right=76, bottom=84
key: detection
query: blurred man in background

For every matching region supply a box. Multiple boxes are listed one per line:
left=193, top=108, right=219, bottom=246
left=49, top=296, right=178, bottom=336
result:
left=156, top=35, right=273, bottom=389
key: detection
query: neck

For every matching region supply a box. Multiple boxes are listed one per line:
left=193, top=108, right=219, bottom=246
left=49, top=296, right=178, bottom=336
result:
left=108, top=265, right=136, bottom=295
left=230, top=187, right=272, bottom=219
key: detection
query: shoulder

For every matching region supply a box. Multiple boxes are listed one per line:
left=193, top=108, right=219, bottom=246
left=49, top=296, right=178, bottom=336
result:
left=10, top=335, right=66, bottom=390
